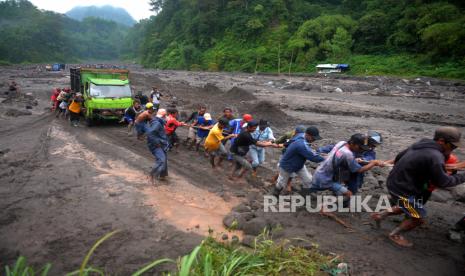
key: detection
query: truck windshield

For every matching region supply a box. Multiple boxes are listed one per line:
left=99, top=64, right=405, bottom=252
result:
left=89, top=84, right=131, bottom=98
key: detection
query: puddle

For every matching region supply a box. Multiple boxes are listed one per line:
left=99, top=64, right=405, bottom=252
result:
left=142, top=173, right=243, bottom=238
left=50, top=123, right=243, bottom=238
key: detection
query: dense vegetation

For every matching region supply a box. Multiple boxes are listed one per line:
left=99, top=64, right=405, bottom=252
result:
left=1, top=0, right=465, bottom=79
left=66, top=5, right=136, bottom=27
left=0, top=0, right=131, bottom=63
left=136, top=0, right=465, bottom=78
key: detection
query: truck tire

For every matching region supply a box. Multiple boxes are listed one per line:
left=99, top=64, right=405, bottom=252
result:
left=85, top=117, right=94, bottom=127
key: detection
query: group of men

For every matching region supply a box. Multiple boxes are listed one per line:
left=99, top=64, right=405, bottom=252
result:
left=50, top=87, right=84, bottom=126
left=124, top=90, right=465, bottom=249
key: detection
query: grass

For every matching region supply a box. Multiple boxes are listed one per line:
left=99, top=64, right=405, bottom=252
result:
left=2, top=230, right=343, bottom=276
left=344, top=54, right=465, bottom=80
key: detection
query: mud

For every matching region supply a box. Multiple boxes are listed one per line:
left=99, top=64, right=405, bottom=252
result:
left=1, top=65, right=465, bottom=275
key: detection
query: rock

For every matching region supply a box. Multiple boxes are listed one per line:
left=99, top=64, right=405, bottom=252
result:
left=448, top=230, right=463, bottom=243
left=334, top=87, right=343, bottom=93
left=430, top=190, right=454, bottom=203
left=337, top=263, right=349, bottom=276
left=451, top=184, right=465, bottom=202
left=241, top=235, right=256, bottom=248
left=232, top=203, right=251, bottom=213
left=223, top=212, right=247, bottom=230
left=221, top=234, right=229, bottom=240
left=231, top=235, right=240, bottom=243
left=242, top=217, right=269, bottom=236
left=24, top=93, right=34, bottom=100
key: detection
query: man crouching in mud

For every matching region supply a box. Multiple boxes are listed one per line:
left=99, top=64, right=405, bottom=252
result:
left=146, top=109, right=169, bottom=184
left=371, top=127, right=465, bottom=247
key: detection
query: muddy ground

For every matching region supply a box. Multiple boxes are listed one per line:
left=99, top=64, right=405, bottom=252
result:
left=1, top=65, right=465, bottom=275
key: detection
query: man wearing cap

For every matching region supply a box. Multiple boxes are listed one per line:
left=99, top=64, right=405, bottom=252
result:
left=146, top=109, right=169, bottom=184
left=195, top=113, right=214, bottom=152
left=371, top=127, right=465, bottom=247
left=270, top=125, right=308, bottom=190
left=273, top=126, right=325, bottom=196
left=229, top=114, right=253, bottom=141
left=317, top=130, right=385, bottom=195
left=308, top=134, right=382, bottom=198
left=249, top=119, right=276, bottom=176
left=230, top=120, right=276, bottom=180
left=135, top=103, right=155, bottom=140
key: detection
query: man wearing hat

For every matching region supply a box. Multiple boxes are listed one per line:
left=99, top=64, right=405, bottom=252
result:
left=273, top=126, right=326, bottom=197
left=135, top=102, right=155, bottom=140
left=270, top=125, right=308, bottom=188
left=317, top=130, right=385, bottom=195
left=229, top=120, right=276, bottom=180
left=308, top=133, right=382, bottom=197
left=371, top=127, right=465, bottom=247
left=249, top=119, right=276, bottom=176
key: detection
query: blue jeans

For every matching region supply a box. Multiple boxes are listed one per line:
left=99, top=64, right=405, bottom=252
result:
left=249, top=147, right=265, bottom=168
left=347, top=173, right=364, bottom=194
left=150, top=147, right=168, bottom=178
left=311, top=178, right=348, bottom=196
left=135, top=122, right=146, bottom=136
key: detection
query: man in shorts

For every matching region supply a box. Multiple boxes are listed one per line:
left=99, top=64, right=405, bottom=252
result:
left=122, top=101, right=142, bottom=135
left=184, top=105, right=207, bottom=148
left=204, top=118, right=237, bottom=169
left=371, top=127, right=465, bottom=247
left=272, top=126, right=325, bottom=196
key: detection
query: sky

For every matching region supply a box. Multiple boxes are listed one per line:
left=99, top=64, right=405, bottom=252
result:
left=28, top=0, right=153, bottom=21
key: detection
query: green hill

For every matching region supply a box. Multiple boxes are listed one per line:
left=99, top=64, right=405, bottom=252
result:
left=66, top=5, right=136, bottom=27
left=134, top=0, right=465, bottom=79
left=0, top=0, right=130, bottom=63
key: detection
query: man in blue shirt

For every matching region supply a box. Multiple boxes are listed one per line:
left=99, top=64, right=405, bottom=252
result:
left=273, top=127, right=325, bottom=197
left=146, top=109, right=169, bottom=184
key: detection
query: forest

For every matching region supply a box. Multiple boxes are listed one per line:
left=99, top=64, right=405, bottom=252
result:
left=1, top=0, right=465, bottom=79
left=137, top=0, right=465, bottom=78
left=0, top=0, right=130, bottom=63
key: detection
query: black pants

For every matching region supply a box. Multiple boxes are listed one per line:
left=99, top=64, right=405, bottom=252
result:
left=69, top=111, right=80, bottom=123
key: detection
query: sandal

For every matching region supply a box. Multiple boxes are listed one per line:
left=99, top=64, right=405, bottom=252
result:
left=389, top=234, right=413, bottom=248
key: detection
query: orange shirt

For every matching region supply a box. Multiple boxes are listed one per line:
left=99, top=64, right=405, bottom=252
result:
left=68, top=100, right=81, bottom=114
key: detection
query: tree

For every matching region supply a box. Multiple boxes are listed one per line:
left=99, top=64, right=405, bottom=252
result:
left=328, top=27, right=353, bottom=62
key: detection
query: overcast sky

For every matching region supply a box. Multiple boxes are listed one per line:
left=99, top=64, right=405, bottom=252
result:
left=28, top=0, right=153, bottom=21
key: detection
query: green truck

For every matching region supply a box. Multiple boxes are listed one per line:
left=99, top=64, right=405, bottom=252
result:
left=70, top=67, right=133, bottom=126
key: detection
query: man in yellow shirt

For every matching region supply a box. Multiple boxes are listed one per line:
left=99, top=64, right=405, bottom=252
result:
left=205, top=118, right=236, bottom=168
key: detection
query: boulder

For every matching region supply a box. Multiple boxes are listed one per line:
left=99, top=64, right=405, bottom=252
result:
left=242, top=217, right=270, bottom=236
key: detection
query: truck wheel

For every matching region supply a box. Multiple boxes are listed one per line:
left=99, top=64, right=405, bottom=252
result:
left=85, top=117, right=94, bottom=127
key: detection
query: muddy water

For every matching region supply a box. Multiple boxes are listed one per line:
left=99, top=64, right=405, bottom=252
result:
left=50, top=123, right=242, bottom=238
left=143, top=178, right=243, bottom=238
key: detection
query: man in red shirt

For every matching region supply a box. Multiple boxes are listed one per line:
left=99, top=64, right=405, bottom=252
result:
left=165, top=108, right=189, bottom=152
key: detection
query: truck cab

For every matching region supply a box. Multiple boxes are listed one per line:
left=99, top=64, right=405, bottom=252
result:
left=70, top=67, right=133, bottom=126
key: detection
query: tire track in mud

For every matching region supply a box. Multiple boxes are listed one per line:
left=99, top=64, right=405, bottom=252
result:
left=0, top=112, right=55, bottom=136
